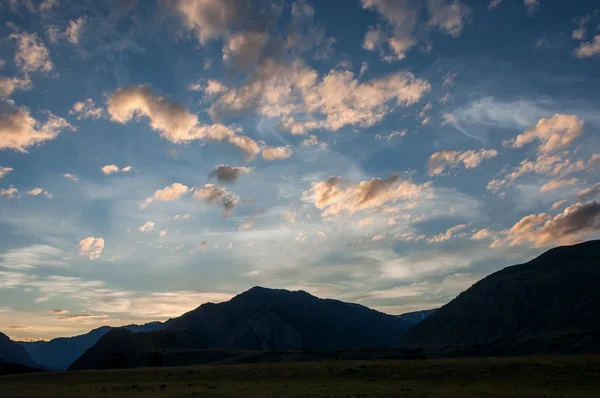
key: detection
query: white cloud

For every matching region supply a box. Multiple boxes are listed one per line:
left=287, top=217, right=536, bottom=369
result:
left=0, top=100, right=74, bottom=152
left=428, top=223, right=469, bottom=243
left=174, top=213, right=190, bottom=220
left=281, top=211, right=297, bottom=224
left=9, top=31, right=53, bottom=73
left=300, top=135, right=327, bottom=148
left=159, top=229, right=167, bottom=237
left=428, top=149, right=498, bottom=176
left=0, top=166, right=13, bottom=179
left=101, top=164, right=133, bottom=175
left=262, top=145, right=293, bottom=161
left=508, top=114, right=584, bottom=154
left=375, top=130, right=406, bottom=142
left=539, top=177, right=578, bottom=192
left=69, top=99, right=103, bottom=120
left=138, top=221, right=155, bottom=233
left=66, top=17, right=85, bottom=44
left=471, top=229, right=492, bottom=240
left=141, top=182, right=190, bottom=209
left=577, top=182, right=600, bottom=200
left=26, top=187, right=52, bottom=199
left=0, top=245, right=68, bottom=270
left=106, top=85, right=261, bottom=159
left=0, top=186, right=18, bottom=198
left=0, top=76, right=32, bottom=98
left=574, top=35, right=600, bottom=58
left=78, top=237, right=104, bottom=260
left=63, top=173, right=79, bottom=182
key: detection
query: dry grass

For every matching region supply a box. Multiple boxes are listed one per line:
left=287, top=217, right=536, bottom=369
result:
left=2, top=355, right=600, bottom=397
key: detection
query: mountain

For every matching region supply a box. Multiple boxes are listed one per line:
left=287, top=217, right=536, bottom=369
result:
left=396, top=309, right=437, bottom=328
left=70, top=287, right=410, bottom=370
left=0, top=359, right=43, bottom=376
left=19, top=321, right=164, bottom=370
left=400, top=240, right=600, bottom=356
left=0, top=332, right=38, bottom=368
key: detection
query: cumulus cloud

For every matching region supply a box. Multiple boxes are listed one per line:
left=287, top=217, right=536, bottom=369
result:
left=159, top=229, right=167, bottom=237
left=300, top=135, right=326, bottom=148
left=428, top=223, right=469, bottom=243
left=471, top=229, right=492, bottom=240
left=78, top=237, right=104, bottom=260
left=539, top=177, right=578, bottom=192
left=372, top=233, right=385, bottom=241
left=106, top=85, right=261, bottom=159
left=0, top=76, right=32, bottom=98
left=302, top=175, right=430, bottom=216
left=0, top=166, right=13, bottom=179
left=210, top=63, right=430, bottom=135
left=141, top=183, right=190, bottom=209
left=9, top=31, right=53, bottom=73
left=209, top=164, right=253, bottom=183
left=0, top=100, right=74, bottom=152
left=27, top=187, right=52, bottom=199
left=508, top=114, right=584, bottom=155
left=552, top=199, right=567, bottom=210
left=63, top=173, right=79, bottom=182
left=495, top=202, right=600, bottom=248
left=193, top=184, right=239, bottom=217
left=574, top=35, right=600, bottom=58
left=66, top=17, right=85, bottom=44
left=69, top=99, right=103, bottom=120
left=577, top=182, right=600, bottom=200
left=361, top=0, right=470, bottom=60
left=0, top=186, right=18, bottom=198
left=138, top=221, right=155, bottom=232
left=427, top=149, right=498, bottom=176
left=262, top=145, right=293, bottom=161
left=101, top=164, right=132, bottom=175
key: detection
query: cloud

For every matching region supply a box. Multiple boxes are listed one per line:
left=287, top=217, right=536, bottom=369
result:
left=193, top=184, right=239, bottom=216
left=26, top=187, right=52, bottom=199
left=0, top=76, right=32, bottom=98
left=9, top=31, right=53, bottom=73
left=361, top=0, right=470, bottom=60
left=572, top=28, right=586, bottom=41
left=141, top=182, right=190, bottom=209
left=0, top=100, right=74, bottom=152
left=524, top=0, right=539, bottom=12
left=372, top=233, right=385, bottom=241
left=262, top=145, right=293, bottom=161
left=508, top=114, right=584, bottom=155
left=174, top=213, right=190, bottom=220
left=428, top=223, right=469, bottom=243
left=281, top=211, right=297, bottom=224
left=0, top=166, right=13, bottom=179
left=0, top=245, right=68, bottom=270
left=471, top=229, right=492, bottom=240
left=69, top=99, right=103, bottom=120
left=78, top=237, right=105, bottom=260
left=577, top=182, right=600, bottom=200
left=302, top=175, right=430, bottom=216
left=552, top=199, right=567, bottom=210
left=210, top=64, right=430, bottom=135
left=138, top=221, right=155, bottom=232
left=66, top=17, right=85, bottom=45
left=574, top=35, right=600, bottom=58
left=428, top=149, right=498, bottom=176
left=375, top=130, right=406, bottom=142
left=209, top=164, right=253, bottom=183
left=497, top=202, right=600, bottom=248
left=239, top=218, right=254, bottom=230
left=56, top=313, right=108, bottom=321
left=488, top=0, right=503, bottom=10
left=50, top=309, right=69, bottom=315
left=63, top=173, right=79, bottom=182
left=357, top=217, right=373, bottom=227
left=159, top=229, right=167, bottom=237
left=101, top=164, right=132, bottom=175
left=106, top=85, right=261, bottom=159
left=0, top=186, right=18, bottom=198
left=300, top=135, right=326, bottom=148
left=539, top=177, right=578, bottom=192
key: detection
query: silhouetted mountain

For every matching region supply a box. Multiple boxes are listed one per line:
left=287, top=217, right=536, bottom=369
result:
left=166, top=286, right=409, bottom=350
left=400, top=240, right=600, bottom=356
left=19, top=322, right=164, bottom=370
left=396, top=309, right=437, bottom=327
left=0, top=359, right=43, bottom=376
left=0, top=332, right=38, bottom=368
left=70, top=287, right=410, bottom=370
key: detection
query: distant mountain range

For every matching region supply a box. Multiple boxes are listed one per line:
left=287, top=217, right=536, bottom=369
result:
left=1, top=240, right=599, bottom=372
left=400, top=240, right=600, bottom=356
left=70, top=287, right=410, bottom=370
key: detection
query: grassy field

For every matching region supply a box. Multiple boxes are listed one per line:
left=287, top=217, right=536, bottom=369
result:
left=1, top=355, right=600, bottom=397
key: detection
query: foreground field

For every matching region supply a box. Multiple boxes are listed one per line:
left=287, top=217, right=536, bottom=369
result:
left=2, top=355, right=600, bottom=397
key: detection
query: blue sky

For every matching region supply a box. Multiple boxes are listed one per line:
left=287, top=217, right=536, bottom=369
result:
left=1, top=0, right=599, bottom=340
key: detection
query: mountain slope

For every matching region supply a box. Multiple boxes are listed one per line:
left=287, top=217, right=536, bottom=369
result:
left=70, top=287, right=410, bottom=369
left=396, top=309, right=437, bottom=328
left=166, top=286, right=409, bottom=351
left=400, top=240, right=600, bottom=356
left=0, top=332, right=38, bottom=367
left=19, top=322, right=164, bottom=370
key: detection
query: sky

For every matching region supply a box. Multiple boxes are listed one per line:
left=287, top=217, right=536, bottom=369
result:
left=0, top=0, right=599, bottom=341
